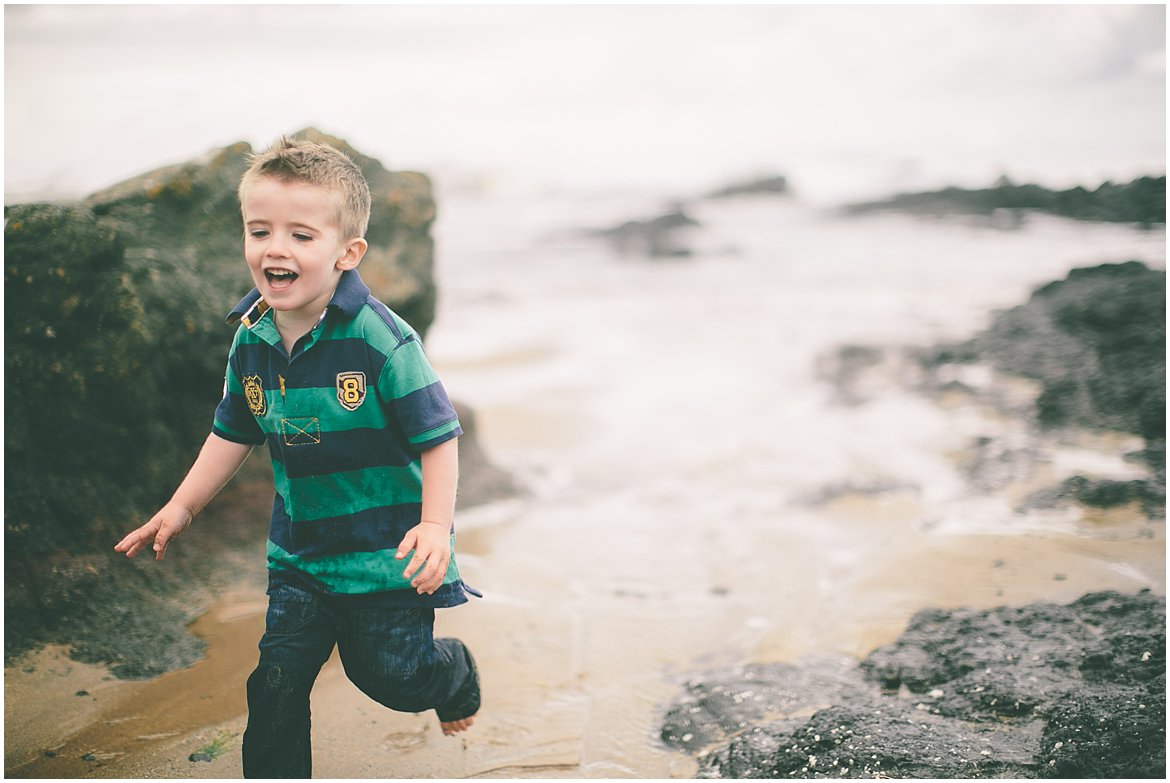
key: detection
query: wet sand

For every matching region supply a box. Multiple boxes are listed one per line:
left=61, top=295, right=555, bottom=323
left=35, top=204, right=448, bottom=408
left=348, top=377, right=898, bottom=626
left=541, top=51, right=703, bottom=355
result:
left=6, top=592, right=264, bottom=778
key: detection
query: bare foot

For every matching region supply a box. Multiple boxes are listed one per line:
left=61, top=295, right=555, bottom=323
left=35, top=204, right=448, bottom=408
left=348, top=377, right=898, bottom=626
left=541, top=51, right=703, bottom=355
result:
left=440, top=713, right=476, bottom=736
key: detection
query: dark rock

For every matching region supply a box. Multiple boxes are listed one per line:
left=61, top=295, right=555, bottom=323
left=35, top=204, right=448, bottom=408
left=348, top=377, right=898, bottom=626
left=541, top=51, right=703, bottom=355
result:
left=188, top=752, right=214, bottom=763
left=972, top=262, right=1165, bottom=440
left=844, top=175, right=1166, bottom=226
left=958, top=261, right=1163, bottom=513
left=796, top=478, right=919, bottom=508
left=661, top=659, right=864, bottom=755
left=1021, top=475, right=1164, bottom=517
left=832, top=261, right=1170, bottom=516
left=912, top=259, right=1166, bottom=445
left=452, top=400, right=523, bottom=509
left=1041, top=687, right=1165, bottom=778
left=665, top=590, right=1165, bottom=779
left=814, top=344, right=888, bottom=406
left=708, top=702, right=1040, bottom=779
left=594, top=207, right=700, bottom=258
left=705, top=175, right=790, bottom=200
left=1065, top=477, right=1147, bottom=507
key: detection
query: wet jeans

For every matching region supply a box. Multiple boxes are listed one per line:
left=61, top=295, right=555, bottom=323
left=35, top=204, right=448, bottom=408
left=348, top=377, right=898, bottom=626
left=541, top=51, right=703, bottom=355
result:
left=241, top=582, right=480, bottom=778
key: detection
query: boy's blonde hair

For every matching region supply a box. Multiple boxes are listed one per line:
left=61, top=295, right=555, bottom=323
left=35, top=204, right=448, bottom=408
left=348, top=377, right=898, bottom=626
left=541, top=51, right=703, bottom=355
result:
left=238, top=135, right=372, bottom=240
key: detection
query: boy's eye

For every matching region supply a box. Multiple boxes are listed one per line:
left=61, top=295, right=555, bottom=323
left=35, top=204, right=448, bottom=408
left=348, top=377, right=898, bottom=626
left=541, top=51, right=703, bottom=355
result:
left=293, top=233, right=313, bottom=242
left=249, top=229, right=270, bottom=239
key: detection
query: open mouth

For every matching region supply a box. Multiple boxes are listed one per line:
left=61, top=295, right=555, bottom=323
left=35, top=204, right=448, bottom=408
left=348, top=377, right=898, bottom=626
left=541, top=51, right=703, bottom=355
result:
left=265, top=269, right=299, bottom=287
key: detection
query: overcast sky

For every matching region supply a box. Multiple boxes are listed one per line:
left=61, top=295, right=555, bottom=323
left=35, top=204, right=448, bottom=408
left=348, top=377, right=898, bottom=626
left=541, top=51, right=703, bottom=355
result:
left=5, top=4, right=1166, bottom=204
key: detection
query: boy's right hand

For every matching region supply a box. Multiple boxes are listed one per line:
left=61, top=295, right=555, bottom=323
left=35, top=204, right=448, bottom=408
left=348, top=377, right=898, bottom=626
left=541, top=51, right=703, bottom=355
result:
left=114, top=503, right=193, bottom=561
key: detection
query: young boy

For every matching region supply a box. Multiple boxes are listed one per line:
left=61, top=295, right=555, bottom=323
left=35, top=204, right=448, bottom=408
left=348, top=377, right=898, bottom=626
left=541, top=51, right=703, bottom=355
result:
left=115, top=136, right=480, bottom=778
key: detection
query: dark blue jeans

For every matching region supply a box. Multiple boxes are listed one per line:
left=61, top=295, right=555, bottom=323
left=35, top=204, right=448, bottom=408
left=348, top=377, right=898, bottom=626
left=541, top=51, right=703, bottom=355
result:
left=242, top=583, right=480, bottom=778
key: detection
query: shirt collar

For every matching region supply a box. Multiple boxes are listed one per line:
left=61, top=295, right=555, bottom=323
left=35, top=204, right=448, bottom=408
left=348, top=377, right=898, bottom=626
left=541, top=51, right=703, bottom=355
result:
left=327, top=269, right=371, bottom=317
left=226, top=269, right=371, bottom=326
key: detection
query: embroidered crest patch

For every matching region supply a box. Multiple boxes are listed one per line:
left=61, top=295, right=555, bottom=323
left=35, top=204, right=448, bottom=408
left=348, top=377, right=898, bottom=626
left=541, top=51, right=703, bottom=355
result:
left=336, top=371, right=366, bottom=411
left=243, top=375, right=266, bottom=417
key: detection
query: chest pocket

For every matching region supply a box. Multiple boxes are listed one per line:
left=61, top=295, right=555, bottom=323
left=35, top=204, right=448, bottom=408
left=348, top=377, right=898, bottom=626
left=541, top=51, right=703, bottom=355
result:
left=281, top=417, right=321, bottom=446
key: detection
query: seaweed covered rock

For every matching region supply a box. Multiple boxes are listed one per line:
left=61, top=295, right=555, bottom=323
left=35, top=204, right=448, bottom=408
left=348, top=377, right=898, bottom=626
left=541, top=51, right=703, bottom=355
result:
left=5, top=203, right=173, bottom=560
left=663, top=590, right=1165, bottom=779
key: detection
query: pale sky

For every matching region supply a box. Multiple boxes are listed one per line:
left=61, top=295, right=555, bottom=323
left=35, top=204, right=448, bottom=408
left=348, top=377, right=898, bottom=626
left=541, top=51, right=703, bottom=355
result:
left=5, top=4, right=1166, bottom=204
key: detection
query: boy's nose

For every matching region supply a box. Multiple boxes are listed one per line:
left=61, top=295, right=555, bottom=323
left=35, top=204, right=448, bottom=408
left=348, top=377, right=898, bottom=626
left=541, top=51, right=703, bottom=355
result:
left=266, top=235, right=291, bottom=257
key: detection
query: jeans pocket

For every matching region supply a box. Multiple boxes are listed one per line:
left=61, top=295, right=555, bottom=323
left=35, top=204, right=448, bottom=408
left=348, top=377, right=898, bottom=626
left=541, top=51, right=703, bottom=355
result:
left=264, top=588, right=320, bottom=638
left=351, top=607, right=430, bottom=680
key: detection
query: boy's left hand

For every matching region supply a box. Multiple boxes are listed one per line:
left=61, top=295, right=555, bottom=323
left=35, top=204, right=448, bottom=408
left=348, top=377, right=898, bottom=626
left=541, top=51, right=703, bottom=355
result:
left=396, top=520, right=451, bottom=594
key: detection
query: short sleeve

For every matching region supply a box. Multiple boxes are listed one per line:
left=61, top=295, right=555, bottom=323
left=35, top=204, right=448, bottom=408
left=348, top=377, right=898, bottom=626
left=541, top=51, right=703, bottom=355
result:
left=211, top=335, right=266, bottom=446
left=378, top=336, right=462, bottom=454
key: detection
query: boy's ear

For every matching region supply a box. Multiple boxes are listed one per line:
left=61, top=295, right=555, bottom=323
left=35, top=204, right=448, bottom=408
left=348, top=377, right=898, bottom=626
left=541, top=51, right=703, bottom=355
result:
left=336, top=237, right=368, bottom=271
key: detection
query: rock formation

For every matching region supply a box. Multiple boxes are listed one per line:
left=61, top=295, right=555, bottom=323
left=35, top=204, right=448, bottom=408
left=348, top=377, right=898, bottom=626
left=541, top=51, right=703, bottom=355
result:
left=594, top=206, right=700, bottom=258
left=818, top=261, right=1165, bottom=518
left=663, top=590, right=1165, bottom=779
left=704, top=174, right=790, bottom=200
left=934, top=261, right=1164, bottom=516
left=844, top=176, right=1166, bottom=226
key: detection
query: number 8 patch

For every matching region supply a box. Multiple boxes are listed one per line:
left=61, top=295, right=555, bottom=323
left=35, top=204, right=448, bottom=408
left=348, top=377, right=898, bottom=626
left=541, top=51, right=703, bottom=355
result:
left=336, top=371, right=366, bottom=411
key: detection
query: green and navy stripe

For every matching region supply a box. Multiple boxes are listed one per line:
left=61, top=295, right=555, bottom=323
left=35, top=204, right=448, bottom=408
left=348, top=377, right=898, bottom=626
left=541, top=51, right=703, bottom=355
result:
left=213, top=270, right=468, bottom=606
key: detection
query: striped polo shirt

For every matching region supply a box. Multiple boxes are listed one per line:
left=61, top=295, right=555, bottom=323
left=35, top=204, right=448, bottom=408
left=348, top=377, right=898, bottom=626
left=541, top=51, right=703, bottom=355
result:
left=213, top=270, right=472, bottom=607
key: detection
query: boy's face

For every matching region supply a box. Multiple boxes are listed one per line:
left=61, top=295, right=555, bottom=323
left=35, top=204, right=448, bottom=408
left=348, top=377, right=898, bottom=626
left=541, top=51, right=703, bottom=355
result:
left=241, top=177, right=367, bottom=324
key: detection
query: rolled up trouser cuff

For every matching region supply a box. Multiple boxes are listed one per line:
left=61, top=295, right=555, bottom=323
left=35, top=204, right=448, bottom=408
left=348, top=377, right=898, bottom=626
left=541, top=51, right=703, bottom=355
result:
left=435, top=638, right=481, bottom=722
